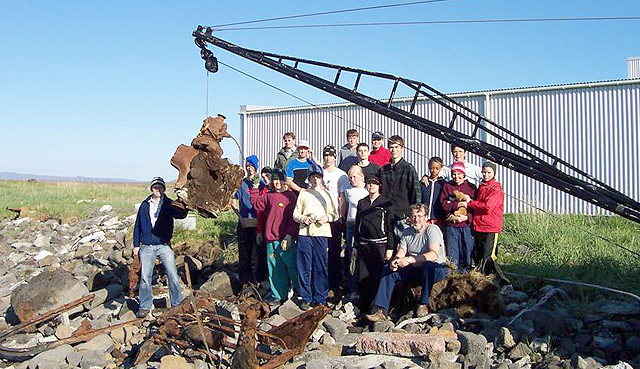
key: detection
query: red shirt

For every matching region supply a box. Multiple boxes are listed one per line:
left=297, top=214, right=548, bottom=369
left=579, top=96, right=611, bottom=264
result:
left=250, top=189, right=299, bottom=242
left=468, top=178, right=504, bottom=233
left=369, top=146, right=391, bottom=167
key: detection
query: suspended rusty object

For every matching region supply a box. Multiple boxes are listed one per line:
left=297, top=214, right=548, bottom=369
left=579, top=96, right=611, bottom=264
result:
left=128, top=253, right=140, bottom=298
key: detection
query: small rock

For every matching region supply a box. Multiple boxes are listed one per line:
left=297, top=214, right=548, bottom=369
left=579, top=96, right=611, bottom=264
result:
left=496, top=327, right=516, bottom=350
left=320, top=333, right=336, bottom=345
left=76, top=333, right=114, bottom=352
left=33, top=235, right=51, bottom=248
left=355, top=332, right=445, bottom=357
left=465, top=353, right=491, bottom=369
left=266, top=314, right=287, bottom=327
left=596, top=302, right=640, bottom=316
left=55, top=324, right=74, bottom=339
left=446, top=339, right=461, bottom=354
left=26, top=344, right=74, bottom=369
left=506, top=290, right=528, bottom=303
left=277, top=299, right=304, bottom=320
left=33, top=250, right=53, bottom=261
left=311, top=328, right=326, bottom=342
left=509, top=342, right=532, bottom=360
left=199, top=271, right=235, bottom=299
left=161, top=355, right=192, bottom=368
left=457, top=330, right=487, bottom=356
left=323, top=316, right=348, bottom=337
left=99, top=205, right=113, bottom=213
left=80, top=350, right=111, bottom=368
left=74, top=245, right=93, bottom=258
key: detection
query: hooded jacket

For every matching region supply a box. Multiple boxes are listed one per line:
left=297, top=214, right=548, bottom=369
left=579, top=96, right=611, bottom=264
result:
left=468, top=178, right=504, bottom=233
left=250, top=188, right=299, bottom=242
left=133, top=195, right=188, bottom=246
left=274, top=147, right=298, bottom=170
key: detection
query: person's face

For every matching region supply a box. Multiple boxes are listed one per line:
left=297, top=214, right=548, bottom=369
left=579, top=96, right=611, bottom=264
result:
left=309, top=174, right=323, bottom=187
left=366, top=182, right=380, bottom=195
left=261, top=173, right=271, bottom=185
left=245, top=163, right=257, bottom=176
left=284, top=136, right=295, bottom=149
left=347, top=134, right=359, bottom=148
left=372, top=138, right=383, bottom=149
left=411, top=209, right=427, bottom=231
left=324, top=154, right=336, bottom=167
left=298, top=146, right=309, bottom=159
left=429, top=161, right=442, bottom=179
left=349, top=173, right=363, bottom=187
left=452, top=170, right=465, bottom=185
left=272, top=178, right=283, bottom=191
left=357, top=146, right=369, bottom=161
left=151, top=184, right=165, bottom=198
left=482, top=167, right=495, bottom=182
left=389, top=143, right=403, bottom=160
left=452, top=147, right=466, bottom=162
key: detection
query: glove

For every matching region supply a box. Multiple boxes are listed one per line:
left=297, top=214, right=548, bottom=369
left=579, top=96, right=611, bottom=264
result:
left=349, top=248, right=358, bottom=276
left=256, top=233, right=264, bottom=244
left=281, top=235, right=293, bottom=251
left=251, top=174, right=261, bottom=188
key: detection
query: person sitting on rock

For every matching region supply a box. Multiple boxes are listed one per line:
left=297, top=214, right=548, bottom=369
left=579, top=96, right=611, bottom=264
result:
left=366, top=204, right=447, bottom=321
left=133, top=177, right=188, bottom=318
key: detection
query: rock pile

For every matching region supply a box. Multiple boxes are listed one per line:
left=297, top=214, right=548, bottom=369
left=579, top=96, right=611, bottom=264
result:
left=0, top=208, right=639, bottom=368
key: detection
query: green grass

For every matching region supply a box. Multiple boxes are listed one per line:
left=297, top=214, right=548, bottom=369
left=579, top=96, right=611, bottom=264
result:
left=173, top=211, right=239, bottom=264
left=500, top=213, right=640, bottom=295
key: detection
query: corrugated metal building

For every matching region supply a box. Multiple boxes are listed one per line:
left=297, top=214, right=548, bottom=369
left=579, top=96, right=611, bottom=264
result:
left=239, top=78, right=640, bottom=215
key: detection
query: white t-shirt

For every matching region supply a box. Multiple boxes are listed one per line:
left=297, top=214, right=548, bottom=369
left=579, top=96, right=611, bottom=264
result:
left=344, top=186, right=369, bottom=222
left=323, top=167, right=350, bottom=207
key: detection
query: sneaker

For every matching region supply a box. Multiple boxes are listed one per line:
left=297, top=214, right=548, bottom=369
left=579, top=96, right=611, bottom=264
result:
left=415, top=304, right=429, bottom=318
left=136, top=309, right=150, bottom=319
left=365, top=308, right=388, bottom=322
left=299, top=302, right=311, bottom=311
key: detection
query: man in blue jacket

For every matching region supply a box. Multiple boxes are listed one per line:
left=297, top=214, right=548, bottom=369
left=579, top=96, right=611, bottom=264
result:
left=133, top=177, right=188, bottom=318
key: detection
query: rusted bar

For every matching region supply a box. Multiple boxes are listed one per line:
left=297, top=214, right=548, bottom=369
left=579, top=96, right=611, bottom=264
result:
left=185, top=262, right=217, bottom=365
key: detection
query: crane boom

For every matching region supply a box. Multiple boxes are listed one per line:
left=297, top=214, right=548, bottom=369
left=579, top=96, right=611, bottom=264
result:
left=193, top=26, right=640, bottom=224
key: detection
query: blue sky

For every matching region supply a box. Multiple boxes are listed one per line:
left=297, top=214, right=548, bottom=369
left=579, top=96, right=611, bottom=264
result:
left=1, top=1, right=638, bottom=181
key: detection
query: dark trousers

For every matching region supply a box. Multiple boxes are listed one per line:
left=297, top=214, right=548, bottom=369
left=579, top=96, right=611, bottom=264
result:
left=237, top=224, right=267, bottom=285
left=474, top=232, right=498, bottom=274
left=297, top=236, right=329, bottom=304
left=373, top=262, right=448, bottom=312
left=445, top=226, right=474, bottom=271
left=328, top=222, right=344, bottom=291
left=357, top=241, right=387, bottom=313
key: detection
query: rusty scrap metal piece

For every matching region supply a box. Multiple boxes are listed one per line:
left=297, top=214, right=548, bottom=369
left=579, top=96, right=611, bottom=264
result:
left=185, top=261, right=217, bottom=365
left=231, top=299, right=270, bottom=369
left=6, top=207, right=21, bottom=220
left=265, top=305, right=331, bottom=351
left=171, top=114, right=244, bottom=218
left=128, top=253, right=141, bottom=298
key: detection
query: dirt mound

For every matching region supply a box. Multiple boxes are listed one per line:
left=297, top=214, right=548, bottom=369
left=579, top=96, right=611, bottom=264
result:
left=429, top=269, right=504, bottom=317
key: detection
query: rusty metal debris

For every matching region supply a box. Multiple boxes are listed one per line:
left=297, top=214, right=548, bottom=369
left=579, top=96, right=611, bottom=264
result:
left=0, top=294, right=142, bottom=362
left=171, top=114, right=244, bottom=218
left=128, top=253, right=141, bottom=298
left=5, top=207, right=21, bottom=220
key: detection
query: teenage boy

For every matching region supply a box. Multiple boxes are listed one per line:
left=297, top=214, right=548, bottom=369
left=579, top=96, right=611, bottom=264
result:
left=366, top=204, right=448, bottom=321
left=338, top=129, right=360, bottom=172
left=322, top=145, right=351, bottom=295
left=274, top=132, right=298, bottom=170
left=133, top=177, right=188, bottom=318
left=369, top=131, right=392, bottom=167
left=232, top=155, right=267, bottom=286
left=356, top=142, right=380, bottom=179
left=379, top=135, right=421, bottom=255
left=440, top=144, right=483, bottom=186
left=286, top=140, right=314, bottom=192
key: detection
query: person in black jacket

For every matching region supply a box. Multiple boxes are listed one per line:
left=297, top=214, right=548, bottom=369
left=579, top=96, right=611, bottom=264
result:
left=352, top=175, right=393, bottom=313
left=133, top=177, right=188, bottom=318
left=421, top=156, right=447, bottom=227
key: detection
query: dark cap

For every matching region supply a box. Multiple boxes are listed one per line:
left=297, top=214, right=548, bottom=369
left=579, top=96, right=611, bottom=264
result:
left=271, top=168, right=286, bottom=181
left=371, top=131, right=384, bottom=140
left=365, top=175, right=381, bottom=185
left=323, top=145, right=337, bottom=157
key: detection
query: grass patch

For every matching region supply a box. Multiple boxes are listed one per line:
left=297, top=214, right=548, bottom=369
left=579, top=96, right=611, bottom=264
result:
left=500, top=213, right=640, bottom=295
left=173, top=211, right=239, bottom=264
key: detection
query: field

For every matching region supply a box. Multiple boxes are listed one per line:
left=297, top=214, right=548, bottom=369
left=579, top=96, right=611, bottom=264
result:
left=1, top=179, right=639, bottom=295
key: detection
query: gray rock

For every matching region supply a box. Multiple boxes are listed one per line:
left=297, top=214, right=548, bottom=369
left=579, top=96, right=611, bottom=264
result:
left=596, top=302, right=640, bottom=316
left=10, top=270, right=89, bottom=323
left=199, top=271, right=235, bottom=298
left=293, top=349, right=329, bottom=363
left=85, top=283, right=124, bottom=309
left=447, top=339, right=461, bottom=354
left=457, top=331, right=488, bottom=356
left=506, top=290, right=528, bottom=303
left=26, top=344, right=74, bottom=369
left=505, top=303, right=521, bottom=315
left=72, top=262, right=96, bottom=277
left=307, top=354, right=423, bottom=369
left=465, top=353, right=491, bottom=369
left=372, top=320, right=395, bottom=332
left=495, top=327, right=516, bottom=350
left=601, top=362, right=634, bottom=369
left=66, top=351, right=83, bottom=367
left=404, top=323, right=422, bottom=334
left=80, top=350, right=110, bottom=369
left=602, top=320, right=632, bottom=332
left=508, top=342, right=532, bottom=360
left=76, top=333, right=114, bottom=352
left=278, top=299, right=304, bottom=320
left=74, top=245, right=93, bottom=258
left=593, top=332, right=623, bottom=353
left=323, top=316, right=348, bottom=337
left=33, top=235, right=51, bottom=248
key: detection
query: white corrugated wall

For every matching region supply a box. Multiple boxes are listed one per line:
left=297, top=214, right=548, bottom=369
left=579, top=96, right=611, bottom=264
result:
left=240, top=80, right=640, bottom=215
left=629, top=57, right=640, bottom=79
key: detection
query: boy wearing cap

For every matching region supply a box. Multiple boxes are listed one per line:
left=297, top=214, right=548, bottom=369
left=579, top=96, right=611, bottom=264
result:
left=322, top=145, right=351, bottom=296
left=274, top=132, right=298, bottom=170
left=369, top=131, right=392, bottom=167
left=232, top=155, right=267, bottom=286
left=353, top=174, right=393, bottom=312
left=133, top=177, right=188, bottom=318
left=293, top=163, right=338, bottom=309
left=286, top=140, right=314, bottom=192
left=440, top=145, right=483, bottom=186
left=459, top=162, right=508, bottom=281
left=356, top=143, right=380, bottom=179
left=338, top=129, right=360, bottom=172
left=439, top=161, right=477, bottom=272
left=250, top=169, right=299, bottom=302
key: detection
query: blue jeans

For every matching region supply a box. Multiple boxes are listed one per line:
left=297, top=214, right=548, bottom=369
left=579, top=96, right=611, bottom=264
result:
left=372, top=262, right=448, bottom=312
left=138, top=244, right=182, bottom=310
left=297, top=236, right=329, bottom=304
left=445, top=226, right=474, bottom=271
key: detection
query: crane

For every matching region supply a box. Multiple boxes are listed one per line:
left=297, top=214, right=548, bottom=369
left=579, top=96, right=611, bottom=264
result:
left=192, top=26, right=640, bottom=224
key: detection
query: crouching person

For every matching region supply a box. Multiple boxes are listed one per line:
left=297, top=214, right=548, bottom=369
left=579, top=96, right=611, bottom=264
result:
left=293, top=163, right=338, bottom=310
left=366, top=204, right=447, bottom=321
left=250, top=169, right=299, bottom=303
left=133, top=177, right=188, bottom=318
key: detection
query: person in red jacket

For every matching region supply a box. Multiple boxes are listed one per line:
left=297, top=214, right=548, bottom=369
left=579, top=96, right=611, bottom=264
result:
left=250, top=169, right=299, bottom=303
left=439, top=161, right=476, bottom=272
left=458, top=162, right=508, bottom=282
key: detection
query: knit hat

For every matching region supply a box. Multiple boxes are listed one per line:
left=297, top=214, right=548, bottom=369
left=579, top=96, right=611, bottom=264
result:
left=451, top=161, right=466, bottom=176
left=271, top=168, right=286, bottom=181
left=482, top=161, right=497, bottom=174
left=323, top=145, right=337, bottom=157
left=365, top=174, right=381, bottom=186
left=308, top=162, right=324, bottom=178
left=245, top=155, right=259, bottom=170
left=261, top=166, right=272, bottom=175
left=150, top=176, right=166, bottom=191
left=371, top=131, right=384, bottom=140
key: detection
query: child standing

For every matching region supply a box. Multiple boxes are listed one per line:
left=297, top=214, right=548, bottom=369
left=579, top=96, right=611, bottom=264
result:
left=421, top=157, right=447, bottom=227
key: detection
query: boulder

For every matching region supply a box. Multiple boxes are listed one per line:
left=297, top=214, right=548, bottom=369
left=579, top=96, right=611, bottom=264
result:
left=355, top=332, right=445, bottom=357
left=26, top=344, right=74, bottom=369
left=323, top=317, right=348, bottom=337
left=199, top=271, right=234, bottom=298
left=76, top=333, right=114, bottom=352
left=457, top=330, right=487, bottom=356
left=10, top=270, right=89, bottom=323
left=306, top=354, right=423, bottom=369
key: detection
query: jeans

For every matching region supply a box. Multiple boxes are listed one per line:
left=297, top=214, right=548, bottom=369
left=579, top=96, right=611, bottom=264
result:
left=138, top=244, right=182, bottom=310
left=445, top=226, right=474, bottom=271
left=297, top=236, right=329, bottom=304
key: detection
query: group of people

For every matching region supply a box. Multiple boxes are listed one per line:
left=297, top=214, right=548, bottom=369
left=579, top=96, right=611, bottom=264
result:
left=234, top=129, right=507, bottom=319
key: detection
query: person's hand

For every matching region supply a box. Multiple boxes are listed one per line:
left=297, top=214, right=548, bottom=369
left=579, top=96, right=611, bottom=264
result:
left=133, top=247, right=139, bottom=256
left=462, top=194, right=472, bottom=202
left=397, top=257, right=410, bottom=269
left=251, top=174, right=261, bottom=188
left=385, top=249, right=393, bottom=261
left=456, top=214, right=468, bottom=223
left=316, top=215, right=329, bottom=226
left=303, top=216, right=314, bottom=225
left=390, top=258, right=399, bottom=271
left=457, top=201, right=467, bottom=208
left=281, top=234, right=292, bottom=251
left=256, top=233, right=264, bottom=244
